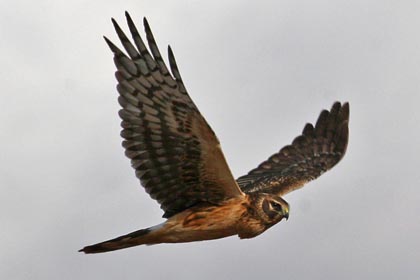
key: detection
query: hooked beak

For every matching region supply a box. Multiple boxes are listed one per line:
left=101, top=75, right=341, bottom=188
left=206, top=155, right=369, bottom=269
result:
left=284, top=210, right=289, bottom=221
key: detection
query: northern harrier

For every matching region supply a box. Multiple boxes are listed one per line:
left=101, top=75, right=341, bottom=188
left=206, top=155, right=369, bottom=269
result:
left=80, top=12, right=349, bottom=254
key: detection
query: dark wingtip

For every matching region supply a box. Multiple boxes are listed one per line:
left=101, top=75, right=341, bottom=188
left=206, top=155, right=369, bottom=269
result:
left=333, top=101, right=349, bottom=112
left=111, top=17, right=125, bottom=36
left=143, top=18, right=151, bottom=36
left=111, top=17, right=118, bottom=28
left=341, top=102, right=350, bottom=120
left=103, top=35, right=112, bottom=47
left=143, top=17, right=155, bottom=41
left=103, top=36, right=118, bottom=52
left=167, top=45, right=176, bottom=65
left=330, top=101, right=341, bottom=113
left=302, top=123, right=314, bottom=135
left=125, top=11, right=135, bottom=27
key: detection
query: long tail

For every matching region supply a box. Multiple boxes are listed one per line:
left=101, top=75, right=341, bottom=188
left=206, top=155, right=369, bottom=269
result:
left=79, top=227, right=155, bottom=254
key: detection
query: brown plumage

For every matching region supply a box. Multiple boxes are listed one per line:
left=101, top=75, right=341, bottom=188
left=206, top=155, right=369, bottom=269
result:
left=80, top=12, right=349, bottom=254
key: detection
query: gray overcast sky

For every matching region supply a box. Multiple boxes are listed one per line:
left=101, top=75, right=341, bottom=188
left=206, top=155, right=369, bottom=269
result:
left=1, top=0, right=420, bottom=279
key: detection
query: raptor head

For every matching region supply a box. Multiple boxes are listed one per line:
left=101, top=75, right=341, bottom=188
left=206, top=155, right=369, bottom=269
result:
left=257, top=194, right=290, bottom=224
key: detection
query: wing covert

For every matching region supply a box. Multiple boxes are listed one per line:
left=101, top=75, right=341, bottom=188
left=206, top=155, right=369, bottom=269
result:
left=105, top=12, right=244, bottom=218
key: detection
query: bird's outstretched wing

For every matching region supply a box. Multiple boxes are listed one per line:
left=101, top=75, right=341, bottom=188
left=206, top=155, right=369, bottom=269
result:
left=237, top=102, right=349, bottom=196
left=105, top=12, right=244, bottom=218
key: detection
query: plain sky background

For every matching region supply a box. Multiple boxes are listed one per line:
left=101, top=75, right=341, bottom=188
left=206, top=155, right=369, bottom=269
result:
left=1, top=0, right=420, bottom=279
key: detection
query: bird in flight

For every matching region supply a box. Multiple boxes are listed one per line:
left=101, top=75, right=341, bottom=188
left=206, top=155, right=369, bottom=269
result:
left=80, top=12, right=349, bottom=254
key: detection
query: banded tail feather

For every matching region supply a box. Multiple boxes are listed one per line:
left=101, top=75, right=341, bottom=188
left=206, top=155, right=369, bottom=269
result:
left=80, top=225, right=160, bottom=254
